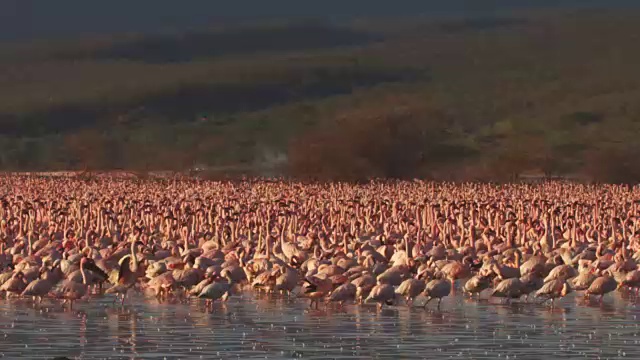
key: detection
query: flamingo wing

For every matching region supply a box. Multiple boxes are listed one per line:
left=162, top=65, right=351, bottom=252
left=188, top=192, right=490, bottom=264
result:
left=118, top=255, right=132, bottom=284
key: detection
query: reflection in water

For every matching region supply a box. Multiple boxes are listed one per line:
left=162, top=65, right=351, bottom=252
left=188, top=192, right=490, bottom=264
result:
left=0, top=291, right=640, bottom=359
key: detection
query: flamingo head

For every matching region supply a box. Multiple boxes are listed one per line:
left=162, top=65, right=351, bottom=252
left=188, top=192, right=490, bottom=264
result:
left=38, top=265, right=49, bottom=278
left=182, top=254, right=196, bottom=267
left=618, top=280, right=627, bottom=290
left=118, top=254, right=131, bottom=267
left=290, top=255, right=302, bottom=268
left=416, top=266, right=429, bottom=279
left=269, top=266, right=282, bottom=278
left=461, top=255, right=474, bottom=266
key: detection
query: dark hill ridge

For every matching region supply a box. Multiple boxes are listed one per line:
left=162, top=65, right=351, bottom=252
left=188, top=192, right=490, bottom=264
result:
left=50, top=24, right=381, bottom=63
left=1, top=0, right=639, bottom=41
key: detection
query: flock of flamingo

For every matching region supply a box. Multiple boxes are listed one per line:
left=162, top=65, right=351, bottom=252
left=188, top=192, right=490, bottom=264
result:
left=0, top=176, right=638, bottom=312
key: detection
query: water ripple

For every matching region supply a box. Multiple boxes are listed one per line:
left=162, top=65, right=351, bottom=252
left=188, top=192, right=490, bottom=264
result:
left=1, top=292, right=640, bottom=359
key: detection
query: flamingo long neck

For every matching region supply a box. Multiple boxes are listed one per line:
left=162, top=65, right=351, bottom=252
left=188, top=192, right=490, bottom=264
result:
left=469, top=225, right=476, bottom=248
left=280, top=231, right=287, bottom=255
left=223, top=272, right=233, bottom=285
left=80, top=262, right=87, bottom=286
left=27, top=235, right=33, bottom=256
left=343, top=236, right=348, bottom=255
left=405, top=237, right=410, bottom=258
left=266, top=236, right=271, bottom=260
left=506, top=229, right=513, bottom=248
left=130, top=242, right=138, bottom=272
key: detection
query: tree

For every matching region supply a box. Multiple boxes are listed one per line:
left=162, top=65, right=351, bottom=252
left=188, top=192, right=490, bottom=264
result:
left=583, top=146, right=640, bottom=183
left=288, top=105, right=449, bottom=180
left=63, top=129, right=112, bottom=170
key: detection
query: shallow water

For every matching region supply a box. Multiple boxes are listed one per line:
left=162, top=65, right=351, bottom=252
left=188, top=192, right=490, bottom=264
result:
left=1, top=290, right=640, bottom=359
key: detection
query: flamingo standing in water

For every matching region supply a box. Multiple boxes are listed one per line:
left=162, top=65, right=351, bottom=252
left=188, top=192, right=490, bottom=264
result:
left=1, top=177, right=640, bottom=318
left=106, top=240, right=142, bottom=305
left=59, top=257, right=105, bottom=309
left=422, top=274, right=452, bottom=310
left=300, top=275, right=333, bottom=309
left=327, top=282, right=356, bottom=308
left=0, top=271, right=26, bottom=298
left=619, top=270, right=640, bottom=292
left=22, top=265, right=57, bottom=304
left=535, top=279, right=572, bottom=306
left=585, top=271, right=618, bottom=303
left=197, top=270, right=234, bottom=311
left=396, top=278, right=426, bottom=306
left=365, top=282, right=395, bottom=310
left=491, top=278, right=524, bottom=304
left=464, top=274, right=491, bottom=299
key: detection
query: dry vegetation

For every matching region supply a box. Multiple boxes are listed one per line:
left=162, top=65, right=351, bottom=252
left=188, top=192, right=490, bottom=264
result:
left=1, top=11, right=640, bottom=181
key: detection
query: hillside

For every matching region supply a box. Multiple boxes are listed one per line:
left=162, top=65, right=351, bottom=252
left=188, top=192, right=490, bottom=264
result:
left=4, top=0, right=637, bottom=41
left=1, top=9, right=640, bottom=181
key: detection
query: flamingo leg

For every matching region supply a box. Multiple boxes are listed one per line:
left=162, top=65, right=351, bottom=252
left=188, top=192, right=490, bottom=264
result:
left=437, top=298, right=442, bottom=310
